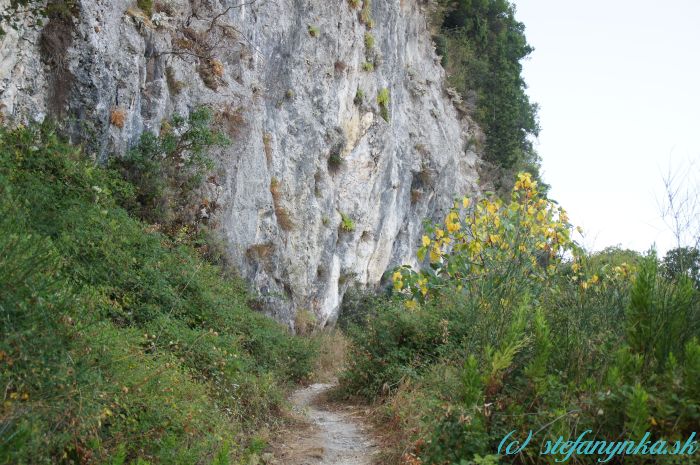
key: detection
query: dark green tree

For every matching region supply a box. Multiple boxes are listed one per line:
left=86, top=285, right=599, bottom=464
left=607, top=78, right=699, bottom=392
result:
left=435, top=0, right=541, bottom=191
left=663, top=246, right=700, bottom=288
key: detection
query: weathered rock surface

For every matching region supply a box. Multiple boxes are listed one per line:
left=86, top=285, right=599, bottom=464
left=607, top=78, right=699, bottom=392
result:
left=0, top=0, right=482, bottom=327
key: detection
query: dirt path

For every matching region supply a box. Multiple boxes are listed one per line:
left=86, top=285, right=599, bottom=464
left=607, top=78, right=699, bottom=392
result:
left=270, top=383, right=377, bottom=465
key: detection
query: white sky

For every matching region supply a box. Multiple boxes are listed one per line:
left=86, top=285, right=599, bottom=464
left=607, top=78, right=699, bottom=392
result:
left=513, top=0, right=700, bottom=254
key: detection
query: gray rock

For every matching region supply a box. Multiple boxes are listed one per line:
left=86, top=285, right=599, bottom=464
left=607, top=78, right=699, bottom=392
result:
left=0, top=0, right=483, bottom=327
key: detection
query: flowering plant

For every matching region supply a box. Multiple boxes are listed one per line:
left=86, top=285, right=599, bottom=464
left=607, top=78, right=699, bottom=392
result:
left=393, top=173, right=581, bottom=304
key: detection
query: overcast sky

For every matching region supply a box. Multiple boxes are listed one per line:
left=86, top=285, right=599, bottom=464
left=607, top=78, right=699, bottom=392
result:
left=512, top=0, right=700, bottom=254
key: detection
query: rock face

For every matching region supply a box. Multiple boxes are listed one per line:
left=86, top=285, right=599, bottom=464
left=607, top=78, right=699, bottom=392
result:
left=0, top=0, right=482, bottom=327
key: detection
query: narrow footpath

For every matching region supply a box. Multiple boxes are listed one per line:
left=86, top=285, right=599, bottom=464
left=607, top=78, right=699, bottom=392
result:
left=271, top=383, right=377, bottom=465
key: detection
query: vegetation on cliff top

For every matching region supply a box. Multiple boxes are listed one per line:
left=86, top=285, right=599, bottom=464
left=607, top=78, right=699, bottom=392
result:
left=432, top=0, right=542, bottom=191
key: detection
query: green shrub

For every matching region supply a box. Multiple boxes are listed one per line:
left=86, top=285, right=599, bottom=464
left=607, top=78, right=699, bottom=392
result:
left=112, top=106, right=228, bottom=235
left=377, top=88, right=390, bottom=122
left=432, top=33, right=448, bottom=67
left=0, top=122, right=316, bottom=463
left=340, top=175, right=700, bottom=463
left=308, top=24, right=320, bottom=37
left=364, top=32, right=375, bottom=49
left=329, top=152, right=343, bottom=169
left=137, top=0, right=153, bottom=16
left=360, top=0, right=374, bottom=28
left=354, top=88, right=365, bottom=105
left=340, top=213, right=355, bottom=232
left=361, top=61, right=374, bottom=72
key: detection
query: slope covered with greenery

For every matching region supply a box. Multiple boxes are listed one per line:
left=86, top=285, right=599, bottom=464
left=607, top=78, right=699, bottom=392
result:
left=432, top=0, right=542, bottom=190
left=0, top=122, right=316, bottom=464
left=339, top=174, right=700, bottom=464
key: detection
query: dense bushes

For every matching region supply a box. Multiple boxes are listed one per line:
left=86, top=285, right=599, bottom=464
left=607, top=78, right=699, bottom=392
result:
left=0, top=123, right=316, bottom=464
left=432, top=0, right=541, bottom=191
left=340, top=175, right=699, bottom=464
left=113, top=107, right=228, bottom=232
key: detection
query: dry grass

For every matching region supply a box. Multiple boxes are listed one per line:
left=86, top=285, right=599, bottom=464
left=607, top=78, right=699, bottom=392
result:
left=217, top=106, right=245, bottom=137
left=275, top=206, right=294, bottom=231
left=110, top=108, right=126, bottom=128
left=360, top=0, right=374, bottom=29
left=165, top=66, right=186, bottom=95
left=294, top=309, right=317, bottom=336
left=209, top=59, right=225, bottom=77
left=410, top=189, right=422, bottom=204
left=368, top=379, right=430, bottom=465
left=312, top=330, right=350, bottom=383
left=269, top=177, right=293, bottom=231
left=245, top=243, right=275, bottom=274
left=270, top=177, right=281, bottom=202
left=263, top=132, right=273, bottom=165
left=125, top=7, right=154, bottom=29
left=246, top=243, right=274, bottom=261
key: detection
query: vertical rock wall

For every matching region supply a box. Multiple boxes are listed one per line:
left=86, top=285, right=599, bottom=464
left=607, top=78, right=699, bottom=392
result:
left=0, top=0, right=483, bottom=327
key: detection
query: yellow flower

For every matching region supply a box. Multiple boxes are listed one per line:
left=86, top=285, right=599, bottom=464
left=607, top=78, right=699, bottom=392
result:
left=445, top=212, right=461, bottom=233
left=462, top=197, right=470, bottom=208
left=404, top=300, right=418, bottom=310
left=514, top=172, right=536, bottom=191
left=572, top=262, right=581, bottom=273
left=417, top=278, right=429, bottom=296
left=422, top=235, right=431, bottom=247
left=392, top=271, right=403, bottom=282
left=436, top=228, right=445, bottom=238
left=468, top=240, right=482, bottom=256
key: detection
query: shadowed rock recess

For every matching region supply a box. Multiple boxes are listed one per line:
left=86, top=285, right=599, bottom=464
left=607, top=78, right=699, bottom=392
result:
left=0, top=0, right=483, bottom=327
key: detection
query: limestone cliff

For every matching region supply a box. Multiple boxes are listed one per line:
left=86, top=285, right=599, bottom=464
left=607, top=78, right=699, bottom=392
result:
left=0, top=0, right=483, bottom=327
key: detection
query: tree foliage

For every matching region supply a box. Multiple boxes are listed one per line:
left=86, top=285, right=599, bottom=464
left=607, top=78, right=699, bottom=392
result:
left=434, top=0, right=541, bottom=190
left=663, top=246, right=700, bottom=288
